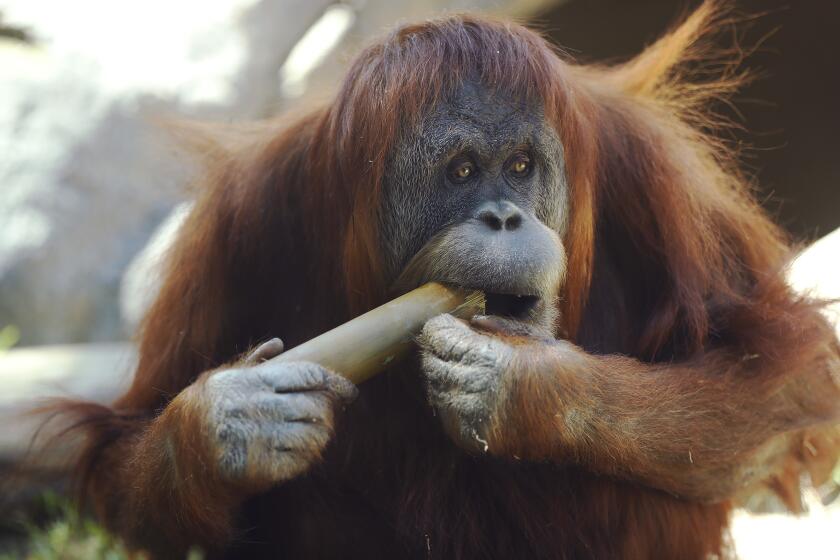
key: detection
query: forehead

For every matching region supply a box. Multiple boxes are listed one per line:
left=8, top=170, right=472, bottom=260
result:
left=416, top=81, right=550, bottom=156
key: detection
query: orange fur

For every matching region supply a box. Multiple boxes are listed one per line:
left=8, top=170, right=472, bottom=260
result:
left=45, top=4, right=839, bottom=558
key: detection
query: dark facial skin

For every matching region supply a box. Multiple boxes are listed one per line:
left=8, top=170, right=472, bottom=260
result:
left=381, top=81, right=569, bottom=333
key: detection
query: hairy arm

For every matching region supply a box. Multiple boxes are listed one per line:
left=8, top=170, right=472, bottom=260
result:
left=50, top=111, right=349, bottom=557
left=420, top=313, right=840, bottom=502
left=71, top=341, right=356, bottom=559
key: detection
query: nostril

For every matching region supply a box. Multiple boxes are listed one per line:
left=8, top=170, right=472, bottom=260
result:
left=475, top=201, right=525, bottom=232
left=478, top=211, right=503, bottom=231
left=504, top=213, right=522, bottom=230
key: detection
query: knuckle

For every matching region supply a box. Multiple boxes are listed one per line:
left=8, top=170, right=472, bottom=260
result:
left=470, top=345, right=504, bottom=370
left=449, top=393, right=488, bottom=418
left=421, top=314, right=463, bottom=342
left=200, top=361, right=356, bottom=486
left=255, top=360, right=322, bottom=390
left=460, top=370, right=494, bottom=393
left=267, top=423, right=332, bottom=455
left=425, top=313, right=456, bottom=331
left=221, top=425, right=334, bottom=484
left=424, top=328, right=491, bottom=365
left=426, top=368, right=491, bottom=399
left=421, top=353, right=452, bottom=380
left=206, top=368, right=241, bottom=392
left=251, top=395, right=289, bottom=419
left=325, top=374, right=358, bottom=401
left=285, top=392, right=333, bottom=421
left=301, top=362, right=329, bottom=384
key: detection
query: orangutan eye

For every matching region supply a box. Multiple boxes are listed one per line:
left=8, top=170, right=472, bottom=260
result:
left=448, top=158, right=476, bottom=183
left=507, top=153, right=532, bottom=177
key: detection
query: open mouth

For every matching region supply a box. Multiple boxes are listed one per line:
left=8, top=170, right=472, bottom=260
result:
left=483, top=292, right=541, bottom=319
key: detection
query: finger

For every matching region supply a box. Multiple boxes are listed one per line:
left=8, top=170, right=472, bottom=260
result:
left=429, top=388, right=486, bottom=419
left=245, top=338, right=285, bottom=364
left=251, top=392, right=333, bottom=423
left=257, top=362, right=358, bottom=402
left=421, top=327, right=502, bottom=370
left=420, top=315, right=487, bottom=361
left=260, top=421, right=332, bottom=454
left=421, top=353, right=493, bottom=393
left=251, top=423, right=332, bottom=480
left=323, top=371, right=359, bottom=402
left=421, top=313, right=469, bottom=339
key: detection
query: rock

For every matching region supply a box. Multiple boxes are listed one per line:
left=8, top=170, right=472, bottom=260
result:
left=0, top=0, right=563, bottom=345
left=0, top=0, right=333, bottom=345
left=0, top=342, right=136, bottom=463
left=120, top=202, right=192, bottom=333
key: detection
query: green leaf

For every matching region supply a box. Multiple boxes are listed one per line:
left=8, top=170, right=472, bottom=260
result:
left=0, top=325, right=20, bottom=351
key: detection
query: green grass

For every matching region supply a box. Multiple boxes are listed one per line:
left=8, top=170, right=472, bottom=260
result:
left=0, top=325, right=20, bottom=352
left=0, top=493, right=202, bottom=560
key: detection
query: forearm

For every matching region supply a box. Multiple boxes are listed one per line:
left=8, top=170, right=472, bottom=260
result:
left=491, top=340, right=840, bottom=501
left=84, top=351, right=357, bottom=558
left=87, top=385, right=240, bottom=558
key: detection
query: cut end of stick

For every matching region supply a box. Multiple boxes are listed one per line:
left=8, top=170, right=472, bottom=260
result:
left=451, top=289, right=486, bottom=319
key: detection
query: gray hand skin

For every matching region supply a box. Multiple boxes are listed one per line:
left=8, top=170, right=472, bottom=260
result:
left=419, top=314, right=543, bottom=454
left=199, top=338, right=358, bottom=488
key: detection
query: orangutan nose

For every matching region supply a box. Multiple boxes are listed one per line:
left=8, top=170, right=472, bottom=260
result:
left=476, top=200, right=523, bottom=231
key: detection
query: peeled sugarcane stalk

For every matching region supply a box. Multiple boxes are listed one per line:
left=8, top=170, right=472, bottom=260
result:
left=274, top=282, right=485, bottom=384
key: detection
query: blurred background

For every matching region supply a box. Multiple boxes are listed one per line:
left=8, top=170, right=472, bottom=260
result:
left=0, top=0, right=838, bottom=558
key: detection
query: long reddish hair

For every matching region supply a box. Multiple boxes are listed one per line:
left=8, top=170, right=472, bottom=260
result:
left=53, top=5, right=825, bottom=531
left=112, top=1, right=796, bottom=409
left=328, top=1, right=792, bottom=356
left=331, top=2, right=791, bottom=357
